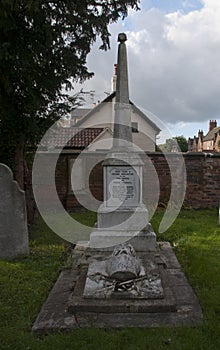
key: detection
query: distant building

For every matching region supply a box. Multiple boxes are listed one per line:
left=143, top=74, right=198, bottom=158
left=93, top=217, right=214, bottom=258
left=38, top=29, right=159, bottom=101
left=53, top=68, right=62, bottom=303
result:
left=188, top=130, right=203, bottom=152
left=203, top=120, right=220, bottom=152
left=188, top=120, right=220, bottom=152
left=69, top=65, right=161, bottom=152
left=45, top=63, right=160, bottom=153
left=70, top=92, right=160, bottom=152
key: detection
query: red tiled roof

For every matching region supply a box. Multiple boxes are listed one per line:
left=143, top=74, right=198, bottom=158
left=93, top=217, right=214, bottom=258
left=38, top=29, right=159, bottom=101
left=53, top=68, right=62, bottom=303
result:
left=44, top=127, right=104, bottom=149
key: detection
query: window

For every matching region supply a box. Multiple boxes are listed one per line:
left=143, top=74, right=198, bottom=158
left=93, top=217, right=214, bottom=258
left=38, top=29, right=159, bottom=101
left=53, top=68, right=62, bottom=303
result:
left=131, top=122, right=138, bottom=133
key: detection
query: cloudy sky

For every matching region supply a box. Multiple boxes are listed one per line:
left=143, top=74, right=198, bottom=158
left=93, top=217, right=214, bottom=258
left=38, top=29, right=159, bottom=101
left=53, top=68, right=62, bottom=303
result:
left=74, top=0, right=220, bottom=143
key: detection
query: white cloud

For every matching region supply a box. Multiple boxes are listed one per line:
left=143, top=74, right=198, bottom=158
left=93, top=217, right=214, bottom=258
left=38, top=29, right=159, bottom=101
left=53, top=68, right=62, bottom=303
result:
left=126, top=1, right=220, bottom=124
left=73, top=0, right=220, bottom=135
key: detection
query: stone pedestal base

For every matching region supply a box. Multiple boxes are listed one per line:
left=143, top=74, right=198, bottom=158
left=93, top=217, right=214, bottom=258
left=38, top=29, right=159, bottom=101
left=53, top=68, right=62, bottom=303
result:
left=89, top=223, right=156, bottom=251
left=32, top=242, right=203, bottom=333
left=97, top=204, right=148, bottom=230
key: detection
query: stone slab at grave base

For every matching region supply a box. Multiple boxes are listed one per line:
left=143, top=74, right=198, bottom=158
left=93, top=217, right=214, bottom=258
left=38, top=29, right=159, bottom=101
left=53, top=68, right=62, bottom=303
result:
left=32, top=242, right=203, bottom=334
left=89, top=223, right=156, bottom=251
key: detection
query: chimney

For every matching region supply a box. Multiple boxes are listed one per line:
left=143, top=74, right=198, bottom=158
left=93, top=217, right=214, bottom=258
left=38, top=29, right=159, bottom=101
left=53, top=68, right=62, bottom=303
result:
left=209, top=120, right=217, bottom=131
left=198, top=129, right=203, bottom=139
left=111, top=63, right=117, bottom=92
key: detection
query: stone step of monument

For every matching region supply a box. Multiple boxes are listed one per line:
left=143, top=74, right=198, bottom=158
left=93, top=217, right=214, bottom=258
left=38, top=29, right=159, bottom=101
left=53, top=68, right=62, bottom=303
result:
left=68, top=268, right=176, bottom=314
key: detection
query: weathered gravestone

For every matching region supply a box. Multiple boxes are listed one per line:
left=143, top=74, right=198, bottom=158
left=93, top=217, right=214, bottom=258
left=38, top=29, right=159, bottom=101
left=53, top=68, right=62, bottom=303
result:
left=0, top=163, right=29, bottom=259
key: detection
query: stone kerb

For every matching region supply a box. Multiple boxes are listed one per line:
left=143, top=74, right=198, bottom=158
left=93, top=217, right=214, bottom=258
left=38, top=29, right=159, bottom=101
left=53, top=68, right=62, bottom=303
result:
left=0, top=163, right=29, bottom=259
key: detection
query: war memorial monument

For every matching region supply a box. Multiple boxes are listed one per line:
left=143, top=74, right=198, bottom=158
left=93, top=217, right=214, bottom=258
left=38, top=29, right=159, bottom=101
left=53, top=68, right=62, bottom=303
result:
left=32, top=34, right=202, bottom=332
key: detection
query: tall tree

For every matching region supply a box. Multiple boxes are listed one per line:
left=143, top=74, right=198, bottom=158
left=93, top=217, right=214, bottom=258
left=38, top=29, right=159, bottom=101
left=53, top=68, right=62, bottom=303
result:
left=174, top=136, right=188, bottom=152
left=0, top=0, right=140, bottom=188
left=162, top=135, right=188, bottom=152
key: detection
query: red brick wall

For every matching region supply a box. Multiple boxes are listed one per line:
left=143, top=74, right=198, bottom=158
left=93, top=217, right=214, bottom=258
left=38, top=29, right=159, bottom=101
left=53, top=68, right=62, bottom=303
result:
left=54, top=152, right=220, bottom=210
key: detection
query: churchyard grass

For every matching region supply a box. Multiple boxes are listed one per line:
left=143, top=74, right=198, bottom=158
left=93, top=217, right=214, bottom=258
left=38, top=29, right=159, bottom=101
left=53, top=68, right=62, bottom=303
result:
left=0, top=208, right=220, bottom=350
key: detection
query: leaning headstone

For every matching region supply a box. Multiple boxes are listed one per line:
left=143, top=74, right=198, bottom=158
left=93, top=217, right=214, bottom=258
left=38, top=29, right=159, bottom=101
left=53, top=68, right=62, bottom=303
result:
left=0, top=163, right=29, bottom=259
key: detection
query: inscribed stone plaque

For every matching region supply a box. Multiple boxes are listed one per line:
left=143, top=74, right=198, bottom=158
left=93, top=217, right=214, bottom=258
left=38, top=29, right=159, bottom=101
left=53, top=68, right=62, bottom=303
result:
left=0, top=163, right=29, bottom=259
left=105, top=166, right=140, bottom=207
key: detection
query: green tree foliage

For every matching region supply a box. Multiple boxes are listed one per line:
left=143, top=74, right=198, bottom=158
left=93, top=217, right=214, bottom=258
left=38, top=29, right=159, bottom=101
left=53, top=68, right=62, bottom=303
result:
left=174, top=135, right=188, bottom=152
left=0, top=0, right=140, bottom=187
left=161, top=135, right=188, bottom=152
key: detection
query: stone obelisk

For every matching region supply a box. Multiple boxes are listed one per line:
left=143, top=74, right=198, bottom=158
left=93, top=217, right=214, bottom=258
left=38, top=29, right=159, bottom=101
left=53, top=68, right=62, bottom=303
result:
left=89, top=33, right=156, bottom=251
left=113, top=33, right=132, bottom=149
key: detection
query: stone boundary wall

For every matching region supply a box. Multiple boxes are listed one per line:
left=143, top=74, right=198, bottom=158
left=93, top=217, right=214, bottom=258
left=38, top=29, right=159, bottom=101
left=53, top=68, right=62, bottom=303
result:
left=54, top=152, right=220, bottom=210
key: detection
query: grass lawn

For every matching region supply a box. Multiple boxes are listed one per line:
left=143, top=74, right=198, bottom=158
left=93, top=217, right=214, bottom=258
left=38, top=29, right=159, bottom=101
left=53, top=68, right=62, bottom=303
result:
left=0, top=208, right=220, bottom=350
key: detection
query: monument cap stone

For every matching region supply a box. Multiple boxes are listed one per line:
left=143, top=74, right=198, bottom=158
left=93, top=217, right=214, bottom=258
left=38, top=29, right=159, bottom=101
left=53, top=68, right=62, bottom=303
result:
left=118, top=33, right=127, bottom=42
